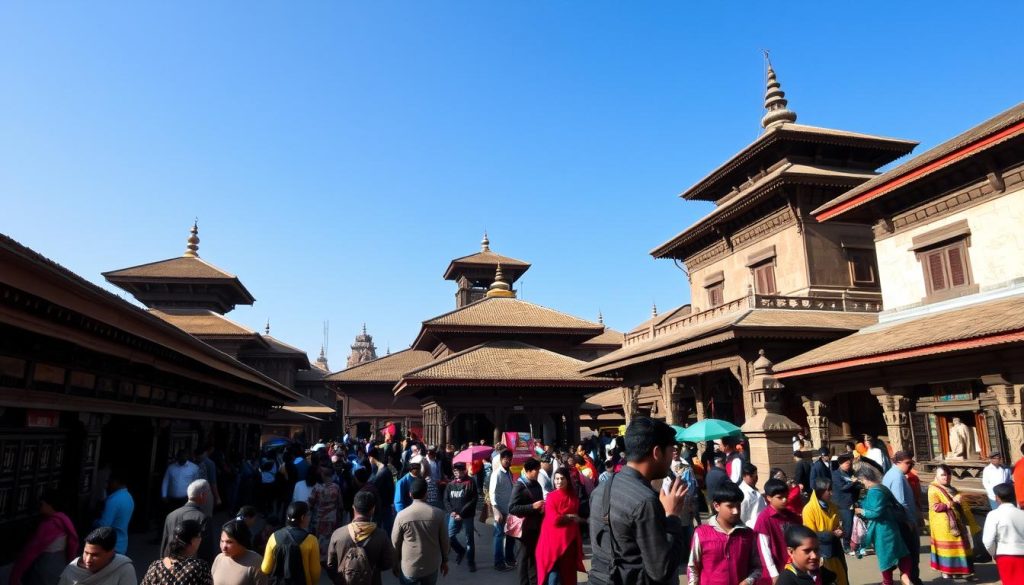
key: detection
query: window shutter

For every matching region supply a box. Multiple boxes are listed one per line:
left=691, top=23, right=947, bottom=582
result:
left=947, top=246, right=967, bottom=287
left=927, top=251, right=946, bottom=291
left=764, top=265, right=776, bottom=294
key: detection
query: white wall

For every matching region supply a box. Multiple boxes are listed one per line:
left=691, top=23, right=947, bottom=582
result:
left=876, top=187, right=1024, bottom=310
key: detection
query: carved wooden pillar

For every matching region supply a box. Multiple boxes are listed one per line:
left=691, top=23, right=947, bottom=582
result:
left=801, top=396, right=830, bottom=450
left=622, top=385, right=641, bottom=425
left=872, top=388, right=911, bottom=453
left=984, top=377, right=1024, bottom=461
left=693, top=376, right=707, bottom=421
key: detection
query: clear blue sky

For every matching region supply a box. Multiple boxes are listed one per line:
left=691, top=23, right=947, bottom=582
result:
left=2, top=2, right=1021, bottom=368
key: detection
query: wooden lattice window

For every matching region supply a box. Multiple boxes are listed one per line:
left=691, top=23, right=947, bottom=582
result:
left=706, top=283, right=724, bottom=308
left=753, top=262, right=777, bottom=294
left=920, top=241, right=972, bottom=296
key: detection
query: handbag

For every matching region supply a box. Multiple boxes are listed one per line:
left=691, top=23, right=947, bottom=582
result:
left=504, top=512, right=524, bottom=538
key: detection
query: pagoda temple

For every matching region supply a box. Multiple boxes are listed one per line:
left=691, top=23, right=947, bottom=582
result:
left=327, top=235, right=621, bottom=446
left=346, top=324, right=379, bottom=367
left=582, top=59, right=919, bottom=476
left=104, top=223, right=336, bottom=441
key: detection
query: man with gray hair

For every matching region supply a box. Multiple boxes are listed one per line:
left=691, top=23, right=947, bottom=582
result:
left=160, top=478, right=213, bottom=561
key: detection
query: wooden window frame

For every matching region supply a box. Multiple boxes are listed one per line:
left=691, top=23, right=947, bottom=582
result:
left=706, top=282, right=724, bottom=308
left=751, top=260, right=778, bottom=295
left=847, top=248, right=879, bottom=286
left=915, top=238, right=977, bottom=302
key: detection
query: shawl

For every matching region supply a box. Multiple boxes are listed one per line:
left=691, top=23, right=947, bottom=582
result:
left=929, top=481, right=980, bottom=537
left=534, top=487, right=585, bottom=585
left=802, top=492, right=839, bottom=536
left=11, top=512, right=79, bottom=585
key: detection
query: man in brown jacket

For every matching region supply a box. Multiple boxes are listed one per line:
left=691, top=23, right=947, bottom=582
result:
left=327, top=491, right=393, bottom=585
left=392, top=477, right=450, bottom=585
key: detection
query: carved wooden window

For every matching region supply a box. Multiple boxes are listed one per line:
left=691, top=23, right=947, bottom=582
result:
left=753, top=262, right=777, bottom=295
left=706, top=283, right=724, bottom=308
left=847, top=249, right=878, bottom=285
left=920, top=241, right=972, bottom=297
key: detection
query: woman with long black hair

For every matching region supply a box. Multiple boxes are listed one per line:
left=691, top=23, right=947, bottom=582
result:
left=141, top=519, right=212, bottom=585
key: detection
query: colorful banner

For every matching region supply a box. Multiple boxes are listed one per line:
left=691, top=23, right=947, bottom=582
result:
left=504, top=431, right=535, bottom=477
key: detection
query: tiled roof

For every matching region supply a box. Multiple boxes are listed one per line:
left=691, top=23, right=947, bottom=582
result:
left=262, top=335, right=308, bottom=357
left=283, top=393, right=336, bottom=414
left=104, top=256, right=239, bottom=280
left=149, top=308, right=258, bottom=337
left=325, top=349, right=435, bottom=383
left=397, top=341, right=616, bottom=391
left=582, top=308, right=874, bottom=375
left=682, top=123, right=917, bottom=202
left=423, top=297, right=603, bottom=333
left=775, top=294, right=1024, bottom=375
left=579, top=328, right=625, bottom=347
left=815, top=102, right=1024, bottom=218
left=652, top=163, right=878, bottom=258
left=446, top=250, right=530, bottom=268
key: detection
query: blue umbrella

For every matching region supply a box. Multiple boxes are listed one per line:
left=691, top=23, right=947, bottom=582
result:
left=677, top=419, right=742, bottom=442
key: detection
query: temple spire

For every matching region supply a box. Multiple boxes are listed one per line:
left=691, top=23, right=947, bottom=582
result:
left=761, top=51, right=797, bottom=129
left=598, top=310, right=604, bottom=325
left=486, top=262, right=515, bottom=298
left=183, top=220, right=200, bottom=258
left=652, top=302, right=658, bottom=318
left=264, top=318, right=270, bottom=335
left=481, top=231, right=490, bottom=252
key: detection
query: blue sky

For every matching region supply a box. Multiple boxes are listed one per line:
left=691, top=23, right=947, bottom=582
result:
left=2, top=2, right=1022, bottom=367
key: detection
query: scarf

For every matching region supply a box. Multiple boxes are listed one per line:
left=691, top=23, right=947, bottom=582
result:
left=930, top=481, right=964, bottom=537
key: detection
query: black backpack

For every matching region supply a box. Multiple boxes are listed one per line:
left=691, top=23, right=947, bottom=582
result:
left=270, top=526, right=309, bottom=585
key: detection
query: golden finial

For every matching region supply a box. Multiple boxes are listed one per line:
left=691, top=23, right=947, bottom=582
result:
left=183, top=219, right=200, bottom=258
left=481, top=231, right=491, bottom=252
left=486, top=262, right=515, bottom=298
left=598, top=310, right=604, bottom=324
left=264, top=318, right=270, bottom=335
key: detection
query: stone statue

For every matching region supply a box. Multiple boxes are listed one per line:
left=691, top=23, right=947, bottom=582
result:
left=947, top=417, right=970, bottom=460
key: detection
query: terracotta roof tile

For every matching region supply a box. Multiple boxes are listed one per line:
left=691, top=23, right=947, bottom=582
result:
left=423, top=297, right=604, bottom=332
left=104, top=256, right=239, bottom=280
left=398, top=341, right=615, bottom=388
left=775, top=294, right=1024, bottom=374
left=815, top=103, right=1024, bottom=218
left=579, top=328, right=625, bottom=347
left=447, top=250, right=530, bottom=268
left=582, top=308, right=874, bottom=375
left=326, top=349, right=435, bottom=383
left=149, top=308, right=258, bottom=337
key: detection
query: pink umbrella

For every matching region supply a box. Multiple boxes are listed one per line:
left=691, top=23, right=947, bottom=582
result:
left=452, top=445, right=494, bottom=465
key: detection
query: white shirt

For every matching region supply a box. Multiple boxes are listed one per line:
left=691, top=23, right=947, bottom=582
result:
left=161, top=461, right=201, bottom=498
left=982, top=464, right=1012, bottom=499
left=983, top=502, right=1024, bottom=557
left=740, top=481, right=766, bottom=528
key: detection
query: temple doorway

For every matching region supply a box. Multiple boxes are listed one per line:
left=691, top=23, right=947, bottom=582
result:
left=453, top=413, right=493, bottom=447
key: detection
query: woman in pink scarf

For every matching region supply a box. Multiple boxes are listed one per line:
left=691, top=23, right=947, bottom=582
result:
left=536, top=468, right=586, bottom=585
left=11, top=490, right=79, bottom=585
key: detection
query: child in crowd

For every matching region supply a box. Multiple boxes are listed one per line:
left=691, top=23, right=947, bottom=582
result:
left=754, top=478, right=803, bottom=585
left=687, top=482, right=761, bottom=585
left=776, top=525, right=838, bottom=585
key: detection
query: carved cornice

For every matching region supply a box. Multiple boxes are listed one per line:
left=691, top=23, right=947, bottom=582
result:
left=685, top=207, right=795, bottom=272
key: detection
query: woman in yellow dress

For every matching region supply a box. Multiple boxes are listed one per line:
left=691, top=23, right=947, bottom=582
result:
left=802, top=477, right=849, bottom=585
left=928, top=464, right=980, bottom=579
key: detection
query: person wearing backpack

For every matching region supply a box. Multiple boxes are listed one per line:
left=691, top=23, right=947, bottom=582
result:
left=327, top=491, right=393, bottom=585
left=261, top=501, right=320, bottom=585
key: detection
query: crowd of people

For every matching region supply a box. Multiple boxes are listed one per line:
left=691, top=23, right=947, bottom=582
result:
left=12, top=424, right=1024, bottom=585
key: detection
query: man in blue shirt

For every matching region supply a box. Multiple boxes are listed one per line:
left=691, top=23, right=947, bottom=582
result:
left=394, top=456, right=423, bottom=513
left=96, top=470, right=134, bottom=554
left=882, top=450, right=923, bottom=585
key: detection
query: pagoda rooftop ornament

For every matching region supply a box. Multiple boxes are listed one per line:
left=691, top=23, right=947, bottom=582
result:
left=761, top=51, right=798, bottom=129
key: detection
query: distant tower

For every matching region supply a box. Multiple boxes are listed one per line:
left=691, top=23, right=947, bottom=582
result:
left=346, top=324, right=378, bottom=367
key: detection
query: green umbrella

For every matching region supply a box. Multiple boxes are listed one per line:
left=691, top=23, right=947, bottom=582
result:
left=677, top=419, right=742, bottom=442
left=671, top=425, right=687, bottom=443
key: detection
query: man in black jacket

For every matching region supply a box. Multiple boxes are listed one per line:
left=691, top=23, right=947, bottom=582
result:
left=444, top=462, right=478, bottom=572
left=509, top=458, right=544, bottom=585
left=703, top=453, right=729, bottom=509
left=830, top=454, right=861, bottom=553
left=793, top=452, right=813, bottom=496
left=589, top=417, right=689, bottom=585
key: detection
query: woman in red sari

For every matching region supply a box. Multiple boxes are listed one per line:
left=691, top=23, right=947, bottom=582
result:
left=536, top=468, right=586, bottom=585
